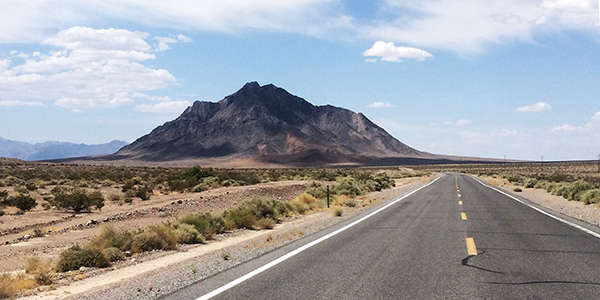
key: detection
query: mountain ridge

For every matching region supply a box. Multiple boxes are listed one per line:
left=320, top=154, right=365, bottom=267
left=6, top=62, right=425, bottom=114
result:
left=114, top=81, right=435, bottom=166
left=0, top=138, right=128, bottom=161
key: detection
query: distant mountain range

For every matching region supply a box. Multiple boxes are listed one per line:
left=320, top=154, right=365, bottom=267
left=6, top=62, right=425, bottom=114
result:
left=0, top=138, right=128, bottom=161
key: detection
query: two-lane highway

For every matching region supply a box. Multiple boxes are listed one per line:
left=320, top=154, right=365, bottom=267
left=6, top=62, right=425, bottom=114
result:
left=163, top=174, right=600, bottom=300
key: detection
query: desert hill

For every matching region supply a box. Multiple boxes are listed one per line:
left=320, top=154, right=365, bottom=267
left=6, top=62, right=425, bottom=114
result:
left=108, top=82, right=440, bottom=167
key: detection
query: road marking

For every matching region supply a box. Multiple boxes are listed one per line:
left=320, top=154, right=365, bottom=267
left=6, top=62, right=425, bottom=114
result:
left=457, top=189, right=460, bottom=192
left=472, top=177, right=600, bottom=240
left=466, top=238, right=478, bottom=255
left=194, top=177, right=442, bottom=300
left=461, top=212, right=467, bottom=220
left=458, top=201, right=463, bottom=205
left=458, top=194, right=461, bottom=198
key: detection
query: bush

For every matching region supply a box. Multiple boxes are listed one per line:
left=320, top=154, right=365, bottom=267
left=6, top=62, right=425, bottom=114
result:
left=178, top=212, right=225, bottom=239
left=57, top=245, right=110, bottom=272
left=524, top=179, right=538, bottom=189
left=130, top=231, right=171, bottom=254
left=513, top=187, right=522, bottom=192
left=172, top=223, right=203, bottom=244
left=51, top=187, right=104, bottom=212
left=101, top=247, right=124, bottom=262
left=343, top=199, right=357, bottom=207
left=223, top=206, right=256, bottom=229
left=257, top=218, right=275, bottom=230
left=332, top=206, right=343, bottom=217
left=89, top=224, right=133, bottom=252
left=14, top=194, right=37, bottom=211
left=581, top=189, right=600, bottom=205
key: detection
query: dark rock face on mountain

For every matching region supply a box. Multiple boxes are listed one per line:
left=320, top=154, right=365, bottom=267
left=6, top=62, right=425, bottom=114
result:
left=116, top=82, right=434, bottom=165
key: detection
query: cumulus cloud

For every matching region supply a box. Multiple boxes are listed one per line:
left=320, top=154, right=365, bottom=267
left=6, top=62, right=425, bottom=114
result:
left=135, top=100, right=192, bottom=113
left=367, top=102, right=395, bottom=108
left=0, top=26, right=179, bottom=110
left=551, top=111, right=600, bottom=132
left=363, top=41, right=432, bottom=62
left=516, top=102, right=552, bottom=112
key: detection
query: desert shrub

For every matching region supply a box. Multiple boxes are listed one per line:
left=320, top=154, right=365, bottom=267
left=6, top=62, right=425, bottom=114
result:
left=566, top=180, right=595, bottom=201
left=89, top=224, right=133, bottom=252
left=14, top=194, right=37, bottom=211
left=524, top=179, right=538, bottom=189
left=292, top=202, right=309, bottom=215
left=505, top=173, right=522, bottom=184
left=178, top=212, right=225, bottom=239
left=130, top=231, right=171, bottom=254
left=147, top=225, right=178, bottom=249
left=257, top=218, right=275, bottom=230
left=221, top=179, right=237, bottom=187
left=172, top=223, right=203, bottom=244
left=343, top=198, right=357, bottom=207
left=0, top=190, right=7, bottom=199
left=294, top=193, right=317, bottom=208
left=513, top=187, right=522, bottom=192
left=25, top=257, right=53, bottom=285
left=108, top=193, right=121, bottom=202
left=581, top=190, right=600, bottom=205
left=332, top=206, right=343, bottom=217
left=223, top=206, right=256, bottom=229
left=305, top=181, right=328, bottom=199
left=101, top=247, right=124, bottom=262
left=135, top=185, right=152, bottom=200
left=0, top=274, right=16, bottom=299
left=333, top=176, right=362, bottom=197
left=551, top=183, right=569, bottom=197
left=56, top=245, right=110, bottom=272
left=51, top=187, right=104, bottom=212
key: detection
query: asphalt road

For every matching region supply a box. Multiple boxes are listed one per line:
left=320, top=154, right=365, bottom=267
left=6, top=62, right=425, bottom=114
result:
left=162, top=174, right=600, bottom=300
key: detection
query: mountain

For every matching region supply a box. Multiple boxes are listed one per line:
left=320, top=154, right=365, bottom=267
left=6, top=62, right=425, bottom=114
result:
left=0, top=138, right=128, bottom=161
left=113, top=82, right=438, bottom=166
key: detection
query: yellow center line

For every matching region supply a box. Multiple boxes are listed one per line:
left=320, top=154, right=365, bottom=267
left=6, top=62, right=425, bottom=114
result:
left=458, top=201, right=463, bottom=205
left=466, top=238, right=478, bottom=255
left=461, top=212, right=467, bottom=220
left=458, top=194, right=461, bottom=198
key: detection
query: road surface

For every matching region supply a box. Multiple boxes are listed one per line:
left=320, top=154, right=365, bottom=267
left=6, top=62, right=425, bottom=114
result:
left=162, top=174, right=600, bottom=299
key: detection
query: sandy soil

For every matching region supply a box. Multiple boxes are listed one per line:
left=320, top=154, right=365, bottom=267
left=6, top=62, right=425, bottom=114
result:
left=14, top=176, right=430, bottom=300
left=0, top=181, right=307, bottom=272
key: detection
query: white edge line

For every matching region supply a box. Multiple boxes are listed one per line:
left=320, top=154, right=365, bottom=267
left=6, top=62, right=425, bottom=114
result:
left=471, top=176, right=600, bottom=240
left=196, top=176, right=442, bottom=300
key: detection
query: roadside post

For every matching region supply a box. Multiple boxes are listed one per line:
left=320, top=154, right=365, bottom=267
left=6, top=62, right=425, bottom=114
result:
left=327, top=185, right=330, bottom=208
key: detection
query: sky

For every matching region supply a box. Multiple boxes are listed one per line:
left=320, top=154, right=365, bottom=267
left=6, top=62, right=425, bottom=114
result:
left=0, top=0, right=599, bottom=161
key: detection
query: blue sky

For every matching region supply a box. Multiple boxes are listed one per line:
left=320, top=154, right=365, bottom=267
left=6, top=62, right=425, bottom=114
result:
left=0, top=0, right=599, bottom=161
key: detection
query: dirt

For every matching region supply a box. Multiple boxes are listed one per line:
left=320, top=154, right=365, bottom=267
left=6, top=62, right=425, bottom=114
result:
left=11, top=176, right=430, bottom=300
left=0, top=181, right=307, bottom=273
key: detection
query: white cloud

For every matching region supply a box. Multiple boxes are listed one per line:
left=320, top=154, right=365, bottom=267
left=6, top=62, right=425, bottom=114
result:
left=177, top=34, right=192, bottom=43
left=367, top=102, right=395, bottom=108
left=0, top=26, right=178, bottom=110
left=0, top=1, right=597, bottom=54
left=359, top=0, right=599, bottom=53
left=0, top=100, right=43, bottom=107
left=444, top=119, right=471, bottom=126
left=551, top=111, right=600, bottom=132
left=153, top=36, right=178, bottom=51
left=365, top=58, right=377, bottom=63
left=455, top=119, right=471, bottom=126
left=0, top=0, right=338, bottom=43
left=135, top=100, right=192, bottom=113
left=516, top=102, right=552, bottom=112
left=363, top=41, right=432, bottom=62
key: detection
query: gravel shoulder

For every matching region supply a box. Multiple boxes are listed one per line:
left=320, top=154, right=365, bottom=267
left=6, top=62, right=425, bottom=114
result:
left=17, top=176, right=432, bottom=300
